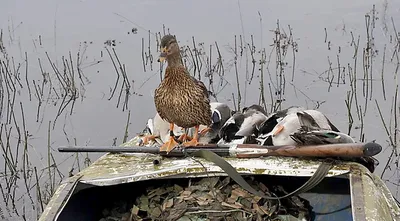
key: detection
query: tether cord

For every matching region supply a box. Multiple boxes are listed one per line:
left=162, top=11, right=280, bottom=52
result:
left=188, top=149, right=335, bottom=200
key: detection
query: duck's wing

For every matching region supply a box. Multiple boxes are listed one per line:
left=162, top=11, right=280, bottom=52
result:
left=153, top=113, right=169, bottom=137
left=258, top=106, right=305, bottom=135
left=235, top=111, right=268, bottom=137
left=257, top=113, right=280, bottom=134
left=190, top=75, right=212, bottom=100
left=242, top=104, right=267, bottom=115
left=296, top=111, right=321, bottom=131
left=290, top=132, right=333, bottom=145
left=218, top=112, right=245, bottom=142
left=324, top=116, right=340, bottom=132
left=271, top=106, right=305, bottom=118
left=290, top=130, right=354, bottom=145
left=301, top=109, right=339, bottom=131
left=146, top=118, right=154, bottom=135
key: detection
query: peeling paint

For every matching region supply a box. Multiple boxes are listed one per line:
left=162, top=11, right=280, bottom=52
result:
left=76, top=152, right=351, bottom=186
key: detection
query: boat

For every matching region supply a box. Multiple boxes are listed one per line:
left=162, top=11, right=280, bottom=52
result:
left=39, top=137, right=400, bottom=221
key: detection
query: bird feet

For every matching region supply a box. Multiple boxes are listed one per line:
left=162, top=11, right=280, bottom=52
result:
left=141, top=135, right=158, bottom=145
left=160, top=136, right=179, bottom=153
left=199, top=127, right=212, bottom=136
left=182, top=137, right=199, bottom=147
left=177, top=134, right=193, bottom=143
left=182, top=125, right=207, bottom=147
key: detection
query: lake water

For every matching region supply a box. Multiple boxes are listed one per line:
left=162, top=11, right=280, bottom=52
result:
left=0, top=0, right=399, bottom=220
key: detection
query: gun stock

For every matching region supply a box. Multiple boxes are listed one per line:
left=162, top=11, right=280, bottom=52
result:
left=233, top=142, right=381, bottom=158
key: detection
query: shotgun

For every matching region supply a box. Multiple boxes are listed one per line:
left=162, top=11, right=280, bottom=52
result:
left=58, top=142, right=382, bottom=158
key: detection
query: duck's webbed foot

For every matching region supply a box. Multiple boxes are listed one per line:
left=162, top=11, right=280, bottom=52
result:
left=141, top=135, right=158, bottom=145
left=160, top=136, right=179, bottom=153
left=159, top=123, right=179, bottom=153
left=182, top=125, right=201, bottom=147
left=177, top=134, right=193, bottom=143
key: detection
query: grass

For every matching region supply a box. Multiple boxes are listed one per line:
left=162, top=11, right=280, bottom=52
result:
left=0, top=3, right=399, bottom=220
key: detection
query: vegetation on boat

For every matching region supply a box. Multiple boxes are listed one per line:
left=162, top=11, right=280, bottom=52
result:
left=99, top=177, right=313, bottom=221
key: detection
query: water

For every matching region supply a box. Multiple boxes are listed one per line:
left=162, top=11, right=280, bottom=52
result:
left=0, top=0, right=399, bottom=220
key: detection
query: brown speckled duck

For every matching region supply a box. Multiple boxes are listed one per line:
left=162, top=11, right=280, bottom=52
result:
left=154, top=35, right=212, bottom=152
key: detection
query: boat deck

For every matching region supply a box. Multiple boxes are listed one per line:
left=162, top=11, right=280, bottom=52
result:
left=39, top=138, right=400, bottom=221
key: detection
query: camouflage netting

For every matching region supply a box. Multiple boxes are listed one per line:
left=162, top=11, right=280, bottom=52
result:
left=99, top=177, right=313, bottom=221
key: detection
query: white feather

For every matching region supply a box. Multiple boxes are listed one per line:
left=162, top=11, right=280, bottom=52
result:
left=302, top=109, right=332, bottom=129
left=263, top=109, right=342, bottom=145
left=268, top=113, right=299, bottom=146
left=147, top=119, right=154, bottom=134
left=152, top=113, right=184, bottom=143
left=235, top=112, right=267, bottom=137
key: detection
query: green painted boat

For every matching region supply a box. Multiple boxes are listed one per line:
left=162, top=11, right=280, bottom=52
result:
left=39, top=137, right=400, bottom=221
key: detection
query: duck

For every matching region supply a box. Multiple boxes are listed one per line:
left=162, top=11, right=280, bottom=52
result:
left=257, top=109, right=342, bottom=146
left=218, top=104, right=268, bottom=143
left=142, top=102, right=232, bottom=146
left=270, top=111, right=377, bottom=173
left=289, top=111, right=355, bottom=145
left=140, top=113, right=185, bottom=146
left=154, top=34, right=212, bottom=152
left=195, top=102, right=233, bottom=144
left=210, top=102, right=234, bottom=129
left=257, top=106, right=306, bottom=135
left=131, top=120, right=161, bottom=146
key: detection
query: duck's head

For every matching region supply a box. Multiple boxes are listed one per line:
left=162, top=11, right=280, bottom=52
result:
left=158, top=35, right=180, bottom=63
left=242, top=104, right=267, bottom=115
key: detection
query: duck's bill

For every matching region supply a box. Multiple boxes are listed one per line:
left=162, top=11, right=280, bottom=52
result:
left=158, top=47, right=167, bottom=62
left=158, top=52, right=167, bottom=62
left=273, top=125, right=284, bottom=136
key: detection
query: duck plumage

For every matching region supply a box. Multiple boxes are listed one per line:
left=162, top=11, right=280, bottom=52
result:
left=152, top=113, right=185, bottom=143
left=219, top=104, right=267, bottom=143
left=289, top=111, right=354, bottom=145
left=154, top=35, right=212, bottom=152
left=235, top=108, right=268, bottom=137
left=257, top=106, right=306, bottom=135
left=257, top=109, right=342, bottom=146
left=155, top=65, right=211, bottom=128
left=198, top=102, right=233, bottom=143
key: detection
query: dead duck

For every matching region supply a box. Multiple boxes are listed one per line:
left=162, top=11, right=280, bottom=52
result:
left=132, top=120, right=161, bottom=146
left=282, top=111, right=377, bottom=173
left=154, top=34, right=212, bottom=152
left=257, top=106, right=306, bottom=135
left=257, top=109, right=341, bottom=146
left=140, top=113, right=185, bottom=146
left=218, top=104, right=267, bottom=143
left=289, top=111, right=355, bottom=145
left=196, top=102, right=233, bottom=144
left=218, top=112, right=245, bottom=142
